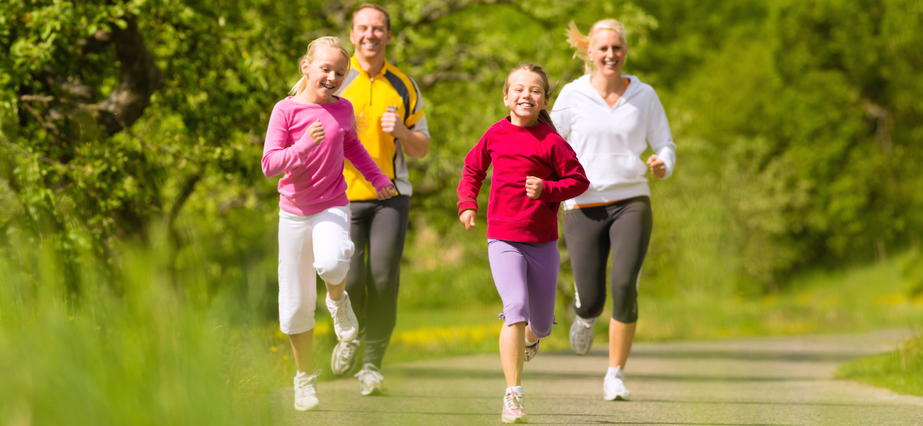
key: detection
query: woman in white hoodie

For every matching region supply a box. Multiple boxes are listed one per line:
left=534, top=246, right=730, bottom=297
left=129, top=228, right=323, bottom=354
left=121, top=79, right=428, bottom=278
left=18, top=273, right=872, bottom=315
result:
left=551, top=18, right=676, bottom=402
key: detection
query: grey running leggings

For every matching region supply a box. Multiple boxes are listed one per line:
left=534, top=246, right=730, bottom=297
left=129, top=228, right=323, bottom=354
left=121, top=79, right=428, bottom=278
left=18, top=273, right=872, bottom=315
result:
left=344, top=195, right=410, bottom=368
left=563, top=196, right=652, bottom=323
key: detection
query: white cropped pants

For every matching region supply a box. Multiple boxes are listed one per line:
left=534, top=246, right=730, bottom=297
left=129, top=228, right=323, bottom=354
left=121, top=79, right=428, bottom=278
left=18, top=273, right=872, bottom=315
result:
left=277, top=206, right=354, bottom=335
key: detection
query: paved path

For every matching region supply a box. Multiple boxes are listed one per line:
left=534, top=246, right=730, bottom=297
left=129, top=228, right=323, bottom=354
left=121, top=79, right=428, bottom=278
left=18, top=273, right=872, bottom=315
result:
left=275, top=330, right=922, bottom=425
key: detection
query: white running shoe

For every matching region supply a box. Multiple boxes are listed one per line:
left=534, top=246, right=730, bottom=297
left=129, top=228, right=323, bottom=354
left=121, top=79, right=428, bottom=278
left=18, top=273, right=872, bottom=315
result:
left=326, top=292, right=359, bottom=342
left=524, top=340, right=540, bottom=362
left=294, top=370, right=320, bottom=411
left=603, top=371, right=631, bottom=401
left=501, top=392, right=526, bottom=423
left=569, top=316, right=595, bottom=355
left=331, top=340, right=360, bottom=376
left=355, top=363, right=386, bottom=396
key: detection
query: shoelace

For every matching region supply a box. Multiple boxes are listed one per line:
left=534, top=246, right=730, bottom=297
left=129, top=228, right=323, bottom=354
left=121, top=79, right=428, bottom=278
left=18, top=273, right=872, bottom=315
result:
left=338, top=342, right=357, bottom=363
left=354, top=367, right=383, bottom=385
left=604, top=375, right=624, bottom=393
left=574, top=321, right=592, bottom=345
left=504, top=393, right=524, bottom=413
left=296, top=370, right=320, bottom=397
left=332, top=301, right=350, bottom=327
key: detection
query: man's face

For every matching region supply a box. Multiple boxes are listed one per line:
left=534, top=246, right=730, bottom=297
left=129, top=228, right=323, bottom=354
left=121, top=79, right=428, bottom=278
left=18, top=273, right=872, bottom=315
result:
left=350, top=8, right=391, bottom=61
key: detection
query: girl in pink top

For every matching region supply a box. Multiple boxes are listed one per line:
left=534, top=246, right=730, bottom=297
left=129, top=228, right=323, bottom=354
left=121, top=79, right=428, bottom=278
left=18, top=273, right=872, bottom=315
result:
left=457, top=64, right=589, bottom=423
left=261, top=36, right=396, bottom=412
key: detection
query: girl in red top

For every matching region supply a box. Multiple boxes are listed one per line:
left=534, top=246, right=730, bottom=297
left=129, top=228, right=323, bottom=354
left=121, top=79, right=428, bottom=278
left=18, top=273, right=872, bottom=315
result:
left=457, top=64, right=589, bottom=423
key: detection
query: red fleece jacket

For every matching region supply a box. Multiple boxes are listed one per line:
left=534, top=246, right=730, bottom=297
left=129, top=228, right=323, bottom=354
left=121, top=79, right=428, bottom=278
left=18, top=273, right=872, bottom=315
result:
left=457, top=118, right=589, bottom=243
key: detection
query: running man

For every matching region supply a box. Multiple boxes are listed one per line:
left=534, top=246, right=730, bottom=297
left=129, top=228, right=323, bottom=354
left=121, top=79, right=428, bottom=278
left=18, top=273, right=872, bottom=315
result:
left=331, top=3, right=432, bottom=397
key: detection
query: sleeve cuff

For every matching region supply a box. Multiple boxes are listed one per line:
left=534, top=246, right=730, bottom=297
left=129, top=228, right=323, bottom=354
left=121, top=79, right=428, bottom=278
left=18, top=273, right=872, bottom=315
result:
left=457, top=201, right=478, bottom=215
left=537, top=180, right=553, bottom=201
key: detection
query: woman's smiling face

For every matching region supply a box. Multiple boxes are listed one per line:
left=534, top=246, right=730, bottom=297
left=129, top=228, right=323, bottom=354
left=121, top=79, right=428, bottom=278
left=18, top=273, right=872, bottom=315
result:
left=589, top=29, right=626, bottom=79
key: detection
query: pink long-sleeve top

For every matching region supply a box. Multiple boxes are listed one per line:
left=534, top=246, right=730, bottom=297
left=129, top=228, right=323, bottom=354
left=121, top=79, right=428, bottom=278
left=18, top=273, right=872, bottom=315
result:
left=457, top=118, right=589, bottom=243
left=262, top=96, right=392, bottom=216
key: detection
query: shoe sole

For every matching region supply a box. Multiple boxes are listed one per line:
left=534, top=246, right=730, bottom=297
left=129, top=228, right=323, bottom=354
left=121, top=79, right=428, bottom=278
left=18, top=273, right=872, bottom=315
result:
left=330, top=343, right=359, bottom=376
left=604, top=394, right=631, bottom=401
left=336, top=330, right=359, bottom=342
left=360, top=388, right=386, bottom=396
left=570, top=343, right=591, bottom=356
left=294, top=402, right=319, bottom=411
left=501, top=414, right=527, bottom=423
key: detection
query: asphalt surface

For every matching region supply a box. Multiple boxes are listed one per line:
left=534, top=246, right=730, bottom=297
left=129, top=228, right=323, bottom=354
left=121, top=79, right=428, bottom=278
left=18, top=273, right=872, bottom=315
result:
left=273, top=330, right=923, bottom=425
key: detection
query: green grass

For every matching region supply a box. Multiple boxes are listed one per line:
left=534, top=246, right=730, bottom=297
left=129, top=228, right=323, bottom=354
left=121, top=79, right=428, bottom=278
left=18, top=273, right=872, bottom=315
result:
left=0, top=234, right=279, bottom=425
left=2, top=222, right=921, bottom=424
left=836, top=332, right=923, bottom=397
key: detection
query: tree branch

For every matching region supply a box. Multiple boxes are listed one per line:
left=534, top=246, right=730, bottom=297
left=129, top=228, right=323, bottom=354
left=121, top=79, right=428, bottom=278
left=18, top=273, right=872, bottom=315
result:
left=93, top=14, right=164, bottom=136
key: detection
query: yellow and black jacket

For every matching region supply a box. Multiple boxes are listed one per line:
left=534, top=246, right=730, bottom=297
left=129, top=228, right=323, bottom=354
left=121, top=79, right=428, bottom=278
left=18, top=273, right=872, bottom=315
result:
left=336, top=56, right=429, bottom=201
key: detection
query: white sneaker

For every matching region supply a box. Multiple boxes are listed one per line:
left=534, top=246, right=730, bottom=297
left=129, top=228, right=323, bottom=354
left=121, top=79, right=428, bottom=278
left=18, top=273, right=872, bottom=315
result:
left=501, top=391, right=526, bottom=423
left=524, top=340, right=540, bottom=362
left=355, top=363, right=385, bottom=396
left=294, top=370, right=320, bottom=411
left=331, top=340, right=360, bottom=376
left=603, top=371, right=631, bottom=401
left=326, top=292, right=359, bottom=342
left=569, top=316, right=595, bottom=355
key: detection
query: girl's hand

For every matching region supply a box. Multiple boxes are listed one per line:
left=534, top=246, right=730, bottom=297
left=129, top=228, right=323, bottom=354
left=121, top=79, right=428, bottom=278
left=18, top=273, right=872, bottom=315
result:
left=376, top=184, right=397, bottom=200
left=307, top=119, right=325, bottom=145
left=459, top=209, right=476, bottom=230
left=647, top=155, right=666, bottom=178
left=525, top=176, right=543, bottom=200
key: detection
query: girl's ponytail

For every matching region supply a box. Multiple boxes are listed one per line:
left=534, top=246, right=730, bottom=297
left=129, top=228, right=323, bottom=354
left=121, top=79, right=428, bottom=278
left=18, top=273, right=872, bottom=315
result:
left=538, top=110, right=557, bottom=134
left=289, top=75, right=309, bottom=96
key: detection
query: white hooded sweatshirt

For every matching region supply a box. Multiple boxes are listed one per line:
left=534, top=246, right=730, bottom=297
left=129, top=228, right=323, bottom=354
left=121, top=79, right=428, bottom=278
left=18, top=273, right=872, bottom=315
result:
left=551, top=74, right=676, bottom=209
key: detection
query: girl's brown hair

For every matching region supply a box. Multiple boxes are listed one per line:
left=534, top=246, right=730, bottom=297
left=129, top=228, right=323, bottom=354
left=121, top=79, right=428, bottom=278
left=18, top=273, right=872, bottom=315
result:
left=503, top=63, right=557, bottom=133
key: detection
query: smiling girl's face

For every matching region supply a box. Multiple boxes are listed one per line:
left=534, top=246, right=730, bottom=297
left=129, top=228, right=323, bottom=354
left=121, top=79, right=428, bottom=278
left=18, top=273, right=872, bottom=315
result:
left=503, top=69, right=549, bottom=127
left=299, top=46, right=349, bottom=104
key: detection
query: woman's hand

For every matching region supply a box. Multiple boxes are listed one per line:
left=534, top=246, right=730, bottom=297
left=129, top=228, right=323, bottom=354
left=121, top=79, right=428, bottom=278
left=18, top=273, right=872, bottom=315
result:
left=459, top=209, right=476, bottom=230
left=647, top=155, right=665, bottom=178
left=525, top=176, right=544, bottom=200
left=376, top=184, right=397, bottom=200
left=307, top=119, right=325, bottom=145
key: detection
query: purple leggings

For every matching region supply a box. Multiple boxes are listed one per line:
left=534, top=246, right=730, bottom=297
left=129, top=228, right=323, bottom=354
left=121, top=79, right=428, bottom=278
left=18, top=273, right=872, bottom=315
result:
left=487, top=239, right=559, bottom=338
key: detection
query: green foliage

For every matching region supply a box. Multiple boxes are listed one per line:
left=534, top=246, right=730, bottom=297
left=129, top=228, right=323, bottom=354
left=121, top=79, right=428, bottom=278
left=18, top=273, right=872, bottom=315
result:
left=662, top=0, right=923, bottom=292
left=1, top=0, right=921, bottom=305
left=837, top=331, right=923, bottom=397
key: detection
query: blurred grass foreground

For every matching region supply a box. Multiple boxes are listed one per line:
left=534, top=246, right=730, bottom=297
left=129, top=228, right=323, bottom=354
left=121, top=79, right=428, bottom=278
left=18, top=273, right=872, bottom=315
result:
left=0, top=228, right=279, bottom=425
left=2, top=222, right=921, bottom=424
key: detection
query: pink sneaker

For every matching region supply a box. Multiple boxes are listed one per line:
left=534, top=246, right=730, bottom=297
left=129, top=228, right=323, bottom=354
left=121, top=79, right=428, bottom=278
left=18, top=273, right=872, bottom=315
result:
left=501, top=392, right=526, bottom=423
left=524, top=340, right=540, bottom=362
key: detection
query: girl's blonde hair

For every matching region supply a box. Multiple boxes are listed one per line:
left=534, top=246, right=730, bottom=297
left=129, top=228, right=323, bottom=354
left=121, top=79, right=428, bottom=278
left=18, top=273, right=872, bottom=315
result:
left=289, top=36, right=351, bottom=96
left=565, top=19, right=627, bottom=74
left=503, top=64, right=557, bottom=133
